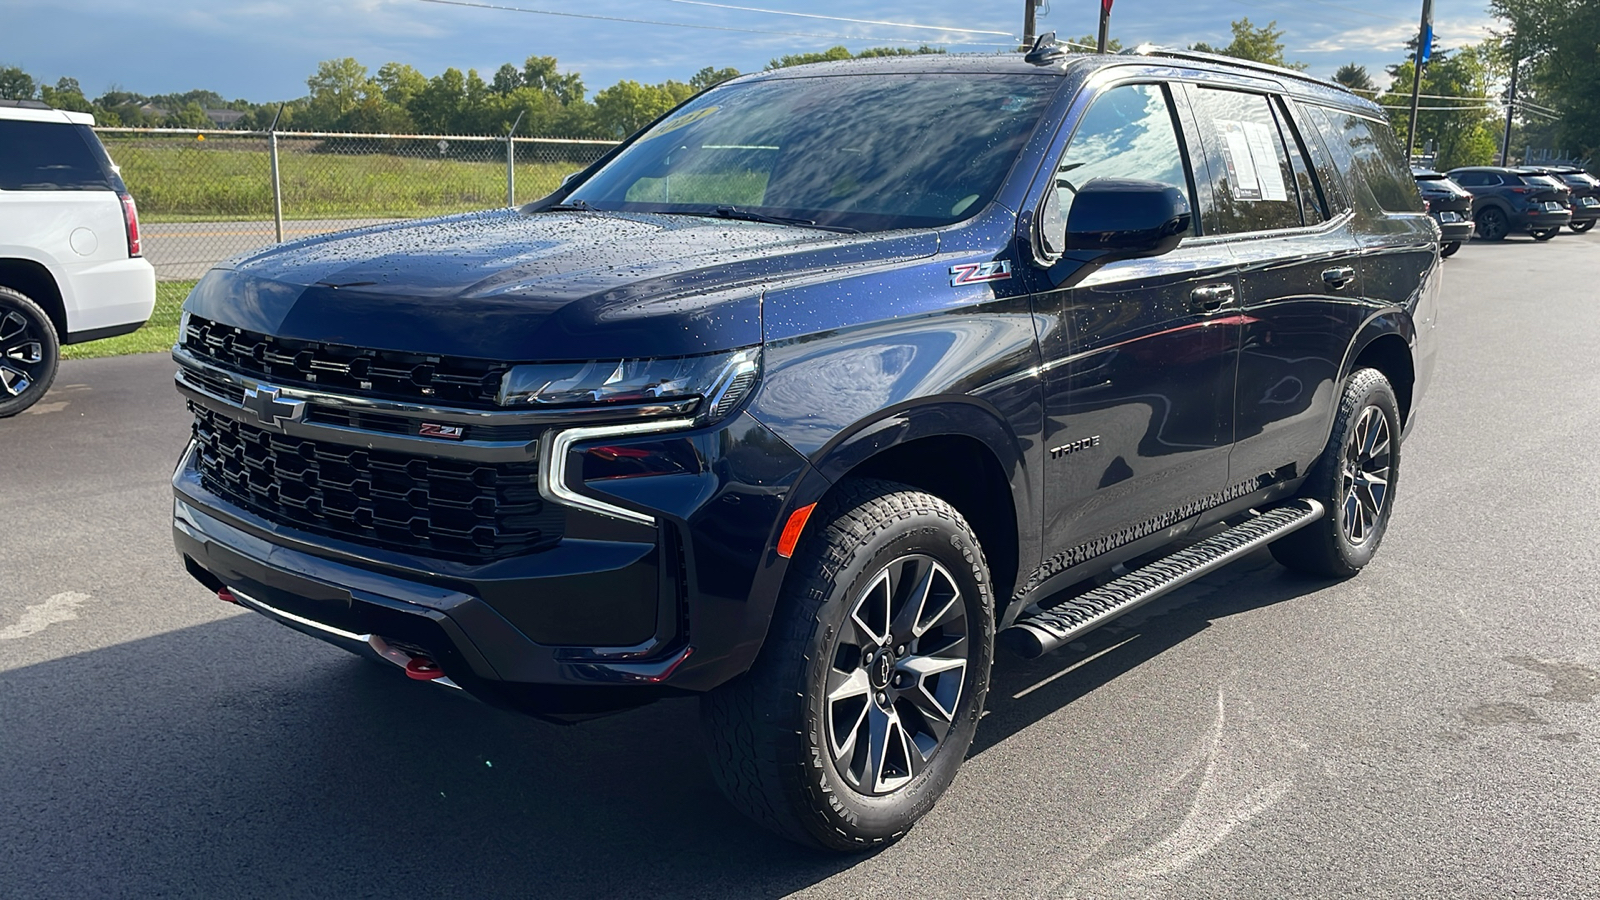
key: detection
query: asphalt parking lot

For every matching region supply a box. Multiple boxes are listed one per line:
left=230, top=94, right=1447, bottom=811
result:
left=3, top=232, right=1598, bottom=899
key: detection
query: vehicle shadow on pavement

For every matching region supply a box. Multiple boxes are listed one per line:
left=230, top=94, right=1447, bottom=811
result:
left=974, top=549, right=1335, bottom=756
left=0, top=615, right=854, bottom=899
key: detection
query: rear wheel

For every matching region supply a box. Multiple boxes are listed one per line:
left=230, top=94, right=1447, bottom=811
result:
left=1474, top=207, right=1509, bottom=241
left=1531, top=227, right=1560, bottom=241
left=0, top=286, right=60, bottom=418
left=1271, top=368, right=1401, bottom=578
left=1440, top=241, right=1461, bottom=258
left=1570, top=220, right=1595, bottom=233
left=701, top=479, right=994, bottom=851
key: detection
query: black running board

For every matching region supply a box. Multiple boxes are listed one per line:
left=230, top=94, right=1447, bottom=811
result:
left=1001, top=499, right=1325, bottom=659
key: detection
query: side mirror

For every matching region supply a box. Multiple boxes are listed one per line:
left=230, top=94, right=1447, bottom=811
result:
left=1064, top=178, right=1192, bottom=260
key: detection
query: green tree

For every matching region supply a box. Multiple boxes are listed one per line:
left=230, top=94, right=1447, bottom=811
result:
left=593, top=80, right=691, bottom=139
left=1380, top=43, right=1503, bottom=168
left=162, top=102, right=213, bottom=129
left=1333, top=63, right=1375, bottom=92
left=767, top=46, right=853, bottom=69
left=305, top=58, right=374, bottom=127
left=410, top=67, right=466, bottom=133
left=1490, top=0, right=1600, bottom=158
left=689, top=66, right=741, bottom=92
left=522, top=56, right=585, bottom=105
left=40, top=76, right=94, bottom=113
left=1191, top=19, right=1307, bottom=70
left=0, top=65, right=35, bottom=100
left=376, top=62, right=428, bottom=107
left=491, top=63, right=521, bottom=96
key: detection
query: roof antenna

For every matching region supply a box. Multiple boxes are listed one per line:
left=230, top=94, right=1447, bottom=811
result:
left=1025, top=31, right=1067, bottom=64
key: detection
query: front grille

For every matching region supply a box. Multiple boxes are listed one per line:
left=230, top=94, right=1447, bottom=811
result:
left=183, top=316, right=508, bottom=408
left=191, top=404, right=562, bottom=561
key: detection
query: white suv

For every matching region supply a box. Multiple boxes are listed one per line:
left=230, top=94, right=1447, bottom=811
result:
left=0, top=100, right=155, bottom=416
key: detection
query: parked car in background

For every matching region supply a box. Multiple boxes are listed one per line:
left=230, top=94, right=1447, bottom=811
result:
left=170, top=41, right=1438, bottom=851
left=1540, top=165, right=1599, bottom=233
left=1448, top=165, right=1572, bottom=241
left=0, top=100, right=155, bottom=416
left=1413, top=168, right=1473, bottom=256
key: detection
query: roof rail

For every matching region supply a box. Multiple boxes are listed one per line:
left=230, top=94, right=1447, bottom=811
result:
left=1124, top=46, right=1355, bottom=96
left=0, top=99, right=53, bottom=110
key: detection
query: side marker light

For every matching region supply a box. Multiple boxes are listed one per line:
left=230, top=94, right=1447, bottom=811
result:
left=777, top=503, right=817, bottom=559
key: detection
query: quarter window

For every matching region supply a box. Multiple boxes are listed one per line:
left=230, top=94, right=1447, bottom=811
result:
left=1040, top=83, right=1193, bottom=255
left=1188, top=88, right=1304, bottom=234
left=1306, top=108, right=1426, bottom=213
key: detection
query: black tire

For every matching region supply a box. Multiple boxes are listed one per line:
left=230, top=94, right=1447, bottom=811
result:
left=1440, top=241, right=1461, bottom=258
left=1571, top=220, right=1596, bottom=233
left=1474, top=207, right=1509, bottom=241
left=1531, top=227, right=1560, bottom=241
left=701, top=479, right=995, bottom=852
left=0, top=286, right=60, bottom=418
left=1270, top=368, right=1401, bottom=578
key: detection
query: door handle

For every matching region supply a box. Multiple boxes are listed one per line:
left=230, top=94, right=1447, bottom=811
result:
left=1190, top=283, right=1235, bottom=312
left=1321, top=266, right=1357, bottom=289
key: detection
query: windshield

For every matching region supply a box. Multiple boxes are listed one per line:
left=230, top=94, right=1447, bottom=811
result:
left=568, top=74, right=1060, bottom=232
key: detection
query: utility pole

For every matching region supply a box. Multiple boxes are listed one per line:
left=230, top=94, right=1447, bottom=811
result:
left=1023, top=0, right=1036, bottom=48
left=1098, top=0, right=1113, bottom=53
left=1500, top=51, right=1519, bottom=166
left=1404, top=0, right=1433, bottom=160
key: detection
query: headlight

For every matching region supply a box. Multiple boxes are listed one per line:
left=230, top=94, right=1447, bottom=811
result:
left=498, top=347, right=759, bottom=420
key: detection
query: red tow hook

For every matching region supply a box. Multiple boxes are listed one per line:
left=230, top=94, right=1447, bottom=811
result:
left=217, top=588, right=239, bottom=605
left=405, top=657, right=445, bottom=681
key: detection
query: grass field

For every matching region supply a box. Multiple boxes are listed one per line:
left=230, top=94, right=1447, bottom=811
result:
left=104, top=138, right=599, bottom=222
left=62, top=281, right=193, bottom=360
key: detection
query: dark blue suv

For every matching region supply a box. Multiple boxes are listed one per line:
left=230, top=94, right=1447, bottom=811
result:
left=1448, top=165, right=1573, bottom=240
left=171, top=40, right=1438, bottom=851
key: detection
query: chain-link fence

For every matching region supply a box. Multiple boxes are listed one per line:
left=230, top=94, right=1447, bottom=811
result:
left=96, top=128, right=618, bottom=280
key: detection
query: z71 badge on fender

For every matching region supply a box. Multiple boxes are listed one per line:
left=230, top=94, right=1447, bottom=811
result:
left=950, top=260, right=1012, bottom=286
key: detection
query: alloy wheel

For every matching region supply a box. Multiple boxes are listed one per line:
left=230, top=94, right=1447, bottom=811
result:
left=0, top=310, right=46, bottom=399
left=1476, top=209, right=1508, bottom=241
left=1339, top=405, right=1391, bottom=546
left=826, top=554, right=969, bottom=795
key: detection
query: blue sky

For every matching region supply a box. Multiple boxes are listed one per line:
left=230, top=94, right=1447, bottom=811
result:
left=3, top=0, right=1500, bottom=102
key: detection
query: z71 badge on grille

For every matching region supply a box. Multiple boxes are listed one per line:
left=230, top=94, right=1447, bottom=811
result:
left=950, top=260, right=1012, bottom=286
left=419, top=423, right=465, bottom=440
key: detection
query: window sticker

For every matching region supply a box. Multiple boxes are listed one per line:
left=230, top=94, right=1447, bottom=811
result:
left=1242, top=121, right=1289, bottom=202
left=1218, top=121, right=1262, bottom=201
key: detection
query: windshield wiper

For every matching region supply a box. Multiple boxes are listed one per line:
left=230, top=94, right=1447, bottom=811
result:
left=704, top=206, right=860, bottom=234
left=547, top=199, right=599, bottom=212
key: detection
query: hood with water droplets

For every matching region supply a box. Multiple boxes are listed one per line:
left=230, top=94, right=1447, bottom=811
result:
left=183, top=208, right=936, bottom=361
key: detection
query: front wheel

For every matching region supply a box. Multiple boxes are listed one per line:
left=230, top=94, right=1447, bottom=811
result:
left=701, top=479, right=994, bottom=851
left=1531, top=227, right=1560, bottom=241
left=1440, top=241, right=1461, bottom=258
left=0, top=286, right=60, bottom=418
left=1271, top=368, right=1401, bottom=578
left=1569, top=220, right=1595, bottom=233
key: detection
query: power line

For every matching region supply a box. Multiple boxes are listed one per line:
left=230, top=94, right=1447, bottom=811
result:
left=414, top=0, right=1018, bottom=46
left=645, top=0, right=1015, bottom=38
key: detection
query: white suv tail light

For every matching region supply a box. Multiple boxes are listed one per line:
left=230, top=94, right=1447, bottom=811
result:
left=118, top=191, right=142, bottom=257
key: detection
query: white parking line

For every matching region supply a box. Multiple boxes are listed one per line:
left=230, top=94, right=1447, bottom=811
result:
left=0, top=591, right=91, bottom=640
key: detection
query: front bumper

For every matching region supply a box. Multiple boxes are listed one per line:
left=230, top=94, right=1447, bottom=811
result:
left=173, top=403, right=817, bottom=720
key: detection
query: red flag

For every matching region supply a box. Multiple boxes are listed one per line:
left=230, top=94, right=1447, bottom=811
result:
left=1103, top=0, right=1114, bottom=11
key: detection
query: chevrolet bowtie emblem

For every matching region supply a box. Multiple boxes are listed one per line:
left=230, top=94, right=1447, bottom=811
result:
left=242, top=383, right=305, bottom=429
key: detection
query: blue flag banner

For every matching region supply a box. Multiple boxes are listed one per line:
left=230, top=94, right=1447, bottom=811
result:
left=1419, top=0, right=1434, bottom=64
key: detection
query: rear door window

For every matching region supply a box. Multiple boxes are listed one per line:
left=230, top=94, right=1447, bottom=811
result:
left=0, top=120, right=118, bottom=191
left=1307, top=108, right=1425, bottom=213
left=1186, top=87, right=1304, bottom=234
